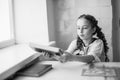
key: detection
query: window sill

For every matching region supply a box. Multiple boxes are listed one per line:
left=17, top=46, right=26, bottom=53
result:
left=0, top=44, right=39, bottom=80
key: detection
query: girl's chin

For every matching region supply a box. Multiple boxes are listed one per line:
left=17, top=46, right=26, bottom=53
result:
left=79, top=37, right=85, bottom=40
left=79, top=36, right=87, bottom=40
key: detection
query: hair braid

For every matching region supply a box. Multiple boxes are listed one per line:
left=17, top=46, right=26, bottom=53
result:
left=95, top=26, right=109, bottom=61
left=77, top=36, right=83, bottom=51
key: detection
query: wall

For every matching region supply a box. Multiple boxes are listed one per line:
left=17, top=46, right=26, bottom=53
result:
left=47, top=0, right=113, bottom=61
left=46, top=0, right=55, bottom=41
left=13, top=0, right=113, bottom=61
left=13, top=0, right=49, bottom=45
left=112, top=0, right=120, bottom=61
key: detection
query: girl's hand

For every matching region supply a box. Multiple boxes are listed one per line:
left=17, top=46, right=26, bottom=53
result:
left=43, top=52, right=54, bottom=58
left=59, top=52, right=74, bottom=63
left=59, top=54, right=67, bottom=63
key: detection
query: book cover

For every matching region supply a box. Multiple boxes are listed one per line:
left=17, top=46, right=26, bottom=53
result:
left=17, top=63, right=53, bottom=77
left=29, top=42, right=61, bottom=54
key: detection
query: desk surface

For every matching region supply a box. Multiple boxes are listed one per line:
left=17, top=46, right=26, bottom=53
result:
left=14, top=61, right=120, bottom=80
left=0, top=44, right=120, bottom=80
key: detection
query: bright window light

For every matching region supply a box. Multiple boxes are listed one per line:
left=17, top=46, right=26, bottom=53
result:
left=0, top=0, right=15, bottom=48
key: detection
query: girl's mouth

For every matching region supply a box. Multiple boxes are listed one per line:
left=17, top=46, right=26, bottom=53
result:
left=80, top=34, right=84, bottom=36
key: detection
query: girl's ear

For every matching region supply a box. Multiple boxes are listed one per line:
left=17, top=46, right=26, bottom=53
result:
left=92, top=27, right=96, bottom=34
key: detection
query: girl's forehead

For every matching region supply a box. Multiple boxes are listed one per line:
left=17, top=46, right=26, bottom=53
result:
left=77, top=18, right=90, bottom=26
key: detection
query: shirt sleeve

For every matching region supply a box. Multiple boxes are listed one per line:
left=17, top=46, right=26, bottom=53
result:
left=87, top=39, right=104, bottom=62
left=65, top=40, right=77, bottom=54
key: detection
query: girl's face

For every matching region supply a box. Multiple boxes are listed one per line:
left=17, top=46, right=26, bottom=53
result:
left=76, top=18, right=95, bottom=40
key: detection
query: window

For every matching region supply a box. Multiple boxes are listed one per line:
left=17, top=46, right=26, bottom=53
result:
left=0, top=0, right=15, bottom=48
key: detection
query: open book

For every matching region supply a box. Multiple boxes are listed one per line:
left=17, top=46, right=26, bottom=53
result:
left=29, top=43, right=63, bottom=60
left=29, top=43, right=63, bottom=55
left=82, top=66, right=116, bottom=77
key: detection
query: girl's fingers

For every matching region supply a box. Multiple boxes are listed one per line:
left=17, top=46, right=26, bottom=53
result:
left=59, top=56, right=67, bottom=63
left=43, top=52, right=51, bottom=57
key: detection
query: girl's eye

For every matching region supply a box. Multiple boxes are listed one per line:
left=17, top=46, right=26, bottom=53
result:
left=77, top=25, right=89, bottom=29
left=77, top=27, right=80, bottom=29
left=83, top=27, right=88, bottom=29
left=83, top=26, right=89, bottom=29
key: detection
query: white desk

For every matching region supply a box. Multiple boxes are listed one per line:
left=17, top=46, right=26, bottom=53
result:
left=14, top=61, right=120, bottom=80
left=0, top=44, right=120, bottom=80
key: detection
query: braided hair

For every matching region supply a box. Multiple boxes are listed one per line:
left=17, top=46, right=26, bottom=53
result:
left=76, top=14, right=109, bottom=62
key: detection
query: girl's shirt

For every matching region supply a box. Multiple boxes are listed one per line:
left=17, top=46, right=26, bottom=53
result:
left=66, top=38, right=105, bottom=62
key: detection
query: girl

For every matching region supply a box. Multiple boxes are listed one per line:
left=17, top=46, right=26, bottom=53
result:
left=59, top=14, right=109, bottom=63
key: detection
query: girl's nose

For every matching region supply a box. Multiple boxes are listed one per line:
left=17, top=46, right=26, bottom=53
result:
left=80, top=28, right=83, bottom=33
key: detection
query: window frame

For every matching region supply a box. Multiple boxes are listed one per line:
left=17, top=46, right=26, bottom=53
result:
left=0, top=0, right=15, bottom=49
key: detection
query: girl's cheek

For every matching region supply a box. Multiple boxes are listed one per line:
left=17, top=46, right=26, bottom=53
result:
left=77, top=30, right=80, bottom=34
